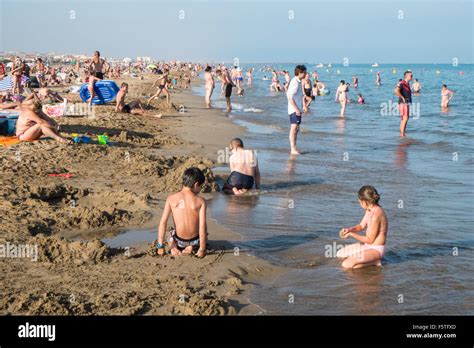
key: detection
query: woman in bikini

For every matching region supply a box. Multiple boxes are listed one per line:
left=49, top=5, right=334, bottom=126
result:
left=440, top=84, right=454, bottom=108
left=302, top=72, right=314, bottom=112
left=16, top=99, right=71, bottom=144
left=11, top=57, right=24, bottom=95
left=337, top=185, right=388, bottom=269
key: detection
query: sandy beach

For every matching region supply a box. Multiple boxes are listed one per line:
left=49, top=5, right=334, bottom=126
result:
left=0, top=75, right=284, bottom=315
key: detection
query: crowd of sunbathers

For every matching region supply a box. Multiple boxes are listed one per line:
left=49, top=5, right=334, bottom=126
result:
left=0, top=51, right=204, bottom=143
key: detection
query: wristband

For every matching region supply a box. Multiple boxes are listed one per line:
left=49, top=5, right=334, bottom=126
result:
left=156, top=242, right=165, bottom=249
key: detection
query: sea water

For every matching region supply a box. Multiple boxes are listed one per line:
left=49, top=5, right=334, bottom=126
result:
left=195, top=63, right=474, bottom=315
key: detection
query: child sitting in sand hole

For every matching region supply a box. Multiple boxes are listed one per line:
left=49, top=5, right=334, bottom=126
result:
left=156, top=167, right=207, bottom=258
left=337, top=185, right=388, bottom=269
left=16, top=99, right=71, bottom=144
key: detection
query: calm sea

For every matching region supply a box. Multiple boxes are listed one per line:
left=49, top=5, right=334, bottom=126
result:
left=196, top=63, right=474, bottom=315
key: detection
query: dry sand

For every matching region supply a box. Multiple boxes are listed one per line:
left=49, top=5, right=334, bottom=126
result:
left=0, top=74, right=284, bottom=315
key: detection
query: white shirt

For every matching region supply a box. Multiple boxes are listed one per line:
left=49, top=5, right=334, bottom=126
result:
left=287, top=76, right=303, bottom=115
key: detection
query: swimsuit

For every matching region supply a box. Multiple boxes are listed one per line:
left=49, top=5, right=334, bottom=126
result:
left=93, top=72, right=104, bottom=79
left=289, top=112, right=301, bottom=125
left=397, top=80, right=412, bottom=104
left=225, top=171, right=254, bottom=190
left=158, top=84, right=165, bottom=90
left=363, top=244, right=385, bottom=258
left=169, top=229, right=200, bottom=251
left=122, top=104, right=131, bottom=113
left=225, top=83, right=233, bottom=98
left=397, top=80, right=412, bottom=118
left=360, top=209, right=386, bottom=258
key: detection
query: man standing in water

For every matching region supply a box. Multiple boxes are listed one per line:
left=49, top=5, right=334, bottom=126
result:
left=287, top=65, right=306, bottom=155
left=395, top=71, right=413, bottom=137
left=221, top=67, right=234, bottom=112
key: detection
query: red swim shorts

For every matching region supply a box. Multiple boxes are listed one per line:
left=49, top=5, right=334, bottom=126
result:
left=398, top=104, right=409, bottom=119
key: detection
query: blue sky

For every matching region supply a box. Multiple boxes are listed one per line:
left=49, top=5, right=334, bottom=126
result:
left=0, top=0, right=472, bottom=63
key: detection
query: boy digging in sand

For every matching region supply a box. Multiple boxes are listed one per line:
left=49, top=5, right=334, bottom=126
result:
left=156, top=167, right=207, bottom=258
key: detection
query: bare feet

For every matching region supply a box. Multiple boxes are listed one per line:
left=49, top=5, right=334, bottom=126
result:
left=170, top=247, right=181, bottom=256
left=58, top=137, right=73, bottom=144
left=181, top=245, right=193, bottom=255
left=290, top=150, right=301, bottom=155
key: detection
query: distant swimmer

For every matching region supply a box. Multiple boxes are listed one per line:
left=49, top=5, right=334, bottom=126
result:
left=375, top=71, right=381, bottom=86
left=394, top=71, right=412, bottom=137
left=204, top=66, right=215, bottom=108
left=283, top=70, right=291, bottom=91
left=352, top=75, right=358, bottom=89
left=223, top=138, right=260, bottom=195
left=337, top=186, right=388, bottom=269
left=441, top=84, right=454, bottom=108
left=313, top=80, right=327, bottom=96
left=357, top=94, right=365, bottom=104
left=236, top=67, right=244, bottom=90
left=270, top=70, right=283, bottom=92
left=246, top=67, right=253, bottom=85
left=286, top=65, right=307, bottom=155
left=335, top=80, right=349, bottom=117
left=412, top=79, right=422, bottom=93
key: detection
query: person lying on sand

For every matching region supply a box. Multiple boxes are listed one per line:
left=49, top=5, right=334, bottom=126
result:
left=0, top=93, right=22, bottom=109
left=223, top=138, right=260, bottom=195
left=37, top=82, right=64, bottom=103
left=115, top=83, right=161, bottom=118
left=156, top=167, right=207, bottom=258
left=16, top=99, right=71, bottom=143
left=337, top=185, right=388, bottom=269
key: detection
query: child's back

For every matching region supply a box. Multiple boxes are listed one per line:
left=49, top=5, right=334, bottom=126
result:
left=168, top=189, right=205, bottom=240
left=157, top=167, right=207, bottom=257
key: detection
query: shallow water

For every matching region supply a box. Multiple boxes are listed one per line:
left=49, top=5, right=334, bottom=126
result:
left=196, top=63, right=474, bottom=314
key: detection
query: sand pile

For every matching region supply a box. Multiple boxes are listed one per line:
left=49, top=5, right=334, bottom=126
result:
left=31, top=235, right=110, bottom=264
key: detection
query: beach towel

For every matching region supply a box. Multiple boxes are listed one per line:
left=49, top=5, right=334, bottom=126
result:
left=0, top=135, right=20, bottom=148
left=0, top=109, right=20, bottom=117
left=0, top=75, right=30, bottom=91
left=43, top=100, right=67, bottom=118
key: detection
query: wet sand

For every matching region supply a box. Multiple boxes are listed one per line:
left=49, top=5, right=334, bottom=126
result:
left=0, top=74, right=283, bottom=315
